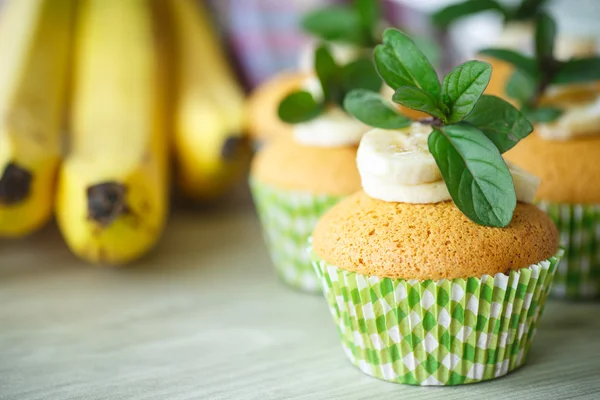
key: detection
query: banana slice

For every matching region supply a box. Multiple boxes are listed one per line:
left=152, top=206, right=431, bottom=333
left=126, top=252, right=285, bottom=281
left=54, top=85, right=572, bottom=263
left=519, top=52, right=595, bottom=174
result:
left=293, top=106, right=370, bottom=147
left=358, top=126, right=540, bottom=204
left=357, top=124, right=442, bottom=185
left=537, top=88, right=600, bottom=140
left=299, top=41, right=368, bottom=72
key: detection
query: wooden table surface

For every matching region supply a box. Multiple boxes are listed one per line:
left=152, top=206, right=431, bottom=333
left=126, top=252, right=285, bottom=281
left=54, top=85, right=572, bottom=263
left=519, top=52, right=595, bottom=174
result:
left=1, top=192, right=600, bottom=400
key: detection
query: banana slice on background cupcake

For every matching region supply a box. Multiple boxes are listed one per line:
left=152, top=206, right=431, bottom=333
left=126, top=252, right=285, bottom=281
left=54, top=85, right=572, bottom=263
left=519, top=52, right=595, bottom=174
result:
left=310, top=27, right=561, bottom=386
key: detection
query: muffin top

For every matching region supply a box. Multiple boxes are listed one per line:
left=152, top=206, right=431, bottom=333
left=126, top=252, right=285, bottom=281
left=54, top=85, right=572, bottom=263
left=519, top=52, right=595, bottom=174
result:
left=504, top=131, right=600, bottom=203
left=313, top=191, right=559, bottom=281
left=251, top=136, right=361, bottom=196
left=245, top=72, right=307, bottom=143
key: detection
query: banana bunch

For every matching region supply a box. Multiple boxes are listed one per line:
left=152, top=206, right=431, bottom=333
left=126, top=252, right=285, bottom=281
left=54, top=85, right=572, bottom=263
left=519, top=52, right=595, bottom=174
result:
left=0, top=0, right=73, bottom=237
left=166, top=0, right=251, bottom=201
left=0, top=0, right=253, bottom=265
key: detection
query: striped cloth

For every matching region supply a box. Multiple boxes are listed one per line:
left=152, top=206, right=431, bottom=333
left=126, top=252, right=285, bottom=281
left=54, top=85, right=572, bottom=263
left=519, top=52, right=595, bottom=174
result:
left=206, top=0, right=434, bottom=88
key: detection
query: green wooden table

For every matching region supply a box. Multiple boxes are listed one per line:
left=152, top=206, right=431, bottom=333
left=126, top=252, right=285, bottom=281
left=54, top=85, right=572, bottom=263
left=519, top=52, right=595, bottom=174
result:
left=1, top=196, right=599, bottom=399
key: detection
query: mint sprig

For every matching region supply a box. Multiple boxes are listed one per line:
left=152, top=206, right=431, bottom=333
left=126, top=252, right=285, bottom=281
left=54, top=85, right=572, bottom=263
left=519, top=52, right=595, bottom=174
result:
left=432, top=0, right=549, bottom=28
left=301, top=0, right=380, bottom=47
left=344, top=28, right=533, bottom=228
left=480, top=12, right=600, bottom=124
left=278, top=44, right=381, bottom=124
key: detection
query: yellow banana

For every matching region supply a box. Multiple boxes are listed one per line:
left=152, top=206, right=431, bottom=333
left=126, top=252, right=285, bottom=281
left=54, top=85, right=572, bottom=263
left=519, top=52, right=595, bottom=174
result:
left=56, top=0, right=168, bottom=265
left=167, top=0, right=250, bottom=201
left=0, top=0, right=73, bottom=237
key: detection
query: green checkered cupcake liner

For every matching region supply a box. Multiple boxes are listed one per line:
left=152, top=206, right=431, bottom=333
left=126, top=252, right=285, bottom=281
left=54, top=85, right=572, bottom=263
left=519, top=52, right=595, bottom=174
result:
left=537, top=202, right=600, bottom=299
left=250, top=178, right=344, bottom=292
left=311, top=247, right=563, bottom=386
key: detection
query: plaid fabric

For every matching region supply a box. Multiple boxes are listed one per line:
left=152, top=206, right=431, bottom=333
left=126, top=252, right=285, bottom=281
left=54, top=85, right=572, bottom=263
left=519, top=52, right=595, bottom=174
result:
left=250, top=178, right=344, bottom=292
left=209, top=0, right=433, bottom=87
left=312, top=247, right=562, bottom=386
left=537, top=202, right=600, bottom=299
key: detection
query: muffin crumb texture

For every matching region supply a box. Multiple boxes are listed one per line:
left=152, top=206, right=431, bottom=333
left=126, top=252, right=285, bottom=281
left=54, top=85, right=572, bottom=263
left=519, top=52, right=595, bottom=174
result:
left=504, top=132, right=600, bottom=203
left=251, top=136, right=361, bottom=195
left=313, top=191, right=559, bottom=281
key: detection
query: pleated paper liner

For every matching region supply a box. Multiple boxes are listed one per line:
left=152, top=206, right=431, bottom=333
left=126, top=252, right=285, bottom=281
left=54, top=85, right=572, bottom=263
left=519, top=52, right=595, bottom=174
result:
left=250, top=178, right=343, bottom=292
left=312, top=247, right=563, bottom=386
left=538, top=202, right=600, bottom=299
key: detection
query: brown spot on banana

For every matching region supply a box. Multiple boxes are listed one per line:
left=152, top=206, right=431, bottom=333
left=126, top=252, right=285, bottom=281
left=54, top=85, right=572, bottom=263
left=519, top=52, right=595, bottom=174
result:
left=0, top=163, right=33, bottom=205
left=87, top=182, right=129, bottom=227
left=221, top=135, right=250, bottom=161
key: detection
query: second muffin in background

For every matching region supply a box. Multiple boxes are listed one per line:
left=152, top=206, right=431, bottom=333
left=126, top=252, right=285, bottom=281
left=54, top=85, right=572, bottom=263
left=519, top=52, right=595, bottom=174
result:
left=250, top=45, right=381, bottom=292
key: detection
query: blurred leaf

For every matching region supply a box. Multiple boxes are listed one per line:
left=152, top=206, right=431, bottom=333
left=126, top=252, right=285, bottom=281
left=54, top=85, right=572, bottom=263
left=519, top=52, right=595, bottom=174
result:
left=278, top=91, right=324, bottom=123
left=432, top=0, right=506, bottom=27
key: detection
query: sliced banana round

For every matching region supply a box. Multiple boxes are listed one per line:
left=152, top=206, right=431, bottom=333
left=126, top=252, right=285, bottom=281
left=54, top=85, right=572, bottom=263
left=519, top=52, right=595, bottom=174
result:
left=293, top=106, right=371, bottom=147
left=537, top=90, right=600, bottom=141
left=358, top=126, right=541, bottom=204
left=357, top=124, right=442, bottom=186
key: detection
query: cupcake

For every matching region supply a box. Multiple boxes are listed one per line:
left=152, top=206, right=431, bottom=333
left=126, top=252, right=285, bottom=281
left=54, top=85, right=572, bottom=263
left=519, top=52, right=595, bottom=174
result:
left=311, top=28, right=561, bottom=385
left=250, top=45, right=381, bottom=292
left=246, top=71, right=308, bottom=146
left=484, top=14, right=600, bottom=299
left=432, top=0, right=598, bottom=99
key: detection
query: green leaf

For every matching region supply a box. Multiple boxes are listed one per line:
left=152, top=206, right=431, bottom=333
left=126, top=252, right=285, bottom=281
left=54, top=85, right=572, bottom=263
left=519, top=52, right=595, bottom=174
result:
left=374, top=28, right=441, bottom=96
left=432, top=0, right=506, bottom=28
left=344, top=89, right=412, bottom=129
left=524, top=106, right=563, bottom=123
left=535, top=12, right=556, bottom=63
left=505, top=69, right=537, bottom=104
left=354, top=0, right=380, bottom=43
left=552, top=57, right=600, bottom=84
left=412, top=36, right=442, bottom=69
left=511, top=0, right=549, bottom=21
left=301, top=7, right=363, bottom=45
left=465, top=95, right=533, bottom=153
left=441, top=60, right=492, bottom=123
left=478, top=48, right=537, bottom=77
left=428, top=123, right=516, bottom=228
left=315, top=45, right=342, bottom=104
left=278, top=91, right=324, bottom=123
left=392, top=86, right=447, bottom=121
left=341, top=57, right=382, bottom=95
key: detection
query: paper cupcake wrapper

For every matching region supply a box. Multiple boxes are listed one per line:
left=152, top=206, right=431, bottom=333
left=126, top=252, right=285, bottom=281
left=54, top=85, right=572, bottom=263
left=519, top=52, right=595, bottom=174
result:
left=538, top=202, right=600, bottom=299
left=250, top=178, right=344, bottom=292
left=311, top=247, right=562, bottom=386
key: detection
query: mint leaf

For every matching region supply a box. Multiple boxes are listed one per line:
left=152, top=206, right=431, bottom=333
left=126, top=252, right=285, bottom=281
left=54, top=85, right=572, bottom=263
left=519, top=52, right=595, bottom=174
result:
left=506, top=69, right=537, bottom=104
left=374, top=29, right=441, bottom=96
left=354, top=0, right=379, bottom=44
left=315, top=45, right=342, bottom=105
left=301, top=7, right=363, bottom=45
left=392, top=86, right=447, bottom=121
left=465, top=95, right=533, bottom=153
left=511, top=0, right=549, bottom=21
left=478, top=48, right=537, bottom=77
left=441, top=60, right=492, bottom=123
left=535, top=12, right=556, bottom=64
left=429, top=123, right=516, bottom=227
left=432, top=0, right=506, bottom=28
left=344, top=89, right=412, bottom=129
left=278, top=91, right=324, bottom=123
left=524, top=106, right=563, bottom=123
left=341, top=58, right=382, bottom=95
left=552, top=57, right=600, bottom=84
left=412, top=36, right=442, bottom=69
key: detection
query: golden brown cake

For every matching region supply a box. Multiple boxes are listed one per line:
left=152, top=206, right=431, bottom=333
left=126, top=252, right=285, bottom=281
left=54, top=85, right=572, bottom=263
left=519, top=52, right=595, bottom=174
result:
left=246, top=71, right=309, bottom=143
left=313, top=191, right=559, bottom=281
left=504, top=132, right=600, bottom=203
left=251, top=136, right=361, bottom=196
